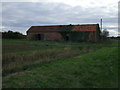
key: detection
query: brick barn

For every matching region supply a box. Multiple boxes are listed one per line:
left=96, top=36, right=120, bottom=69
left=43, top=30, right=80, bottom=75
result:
left=27, top=24, right=101, bottom=42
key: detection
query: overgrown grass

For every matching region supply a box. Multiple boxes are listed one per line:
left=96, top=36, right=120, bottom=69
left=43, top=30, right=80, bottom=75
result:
left=3, top=39, right=118, bottom=54
left=2, top=39, right=119, bottom=88
left=2, top=39, right=119, bottom=76
left=3, top=49, right=81, bottom=76
left=3, top=47, right=118, bottom=88
left=3, top=44, right=101, bottom=76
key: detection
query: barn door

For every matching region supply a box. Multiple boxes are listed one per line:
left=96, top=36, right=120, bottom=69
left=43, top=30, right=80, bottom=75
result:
left=65, top=34, right=69, bottom=41
left=37, top=34, right=44, bottom=40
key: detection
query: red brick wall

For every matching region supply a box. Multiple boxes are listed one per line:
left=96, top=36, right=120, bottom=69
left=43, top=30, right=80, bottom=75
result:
left=88, top=31, right=96, bottom=42
left=44, top=32, right=63, bottom=40
left=28, top=32, right=63, bottom=40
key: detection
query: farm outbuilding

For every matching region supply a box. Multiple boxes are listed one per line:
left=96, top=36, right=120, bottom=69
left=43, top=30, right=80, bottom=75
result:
left=27, top=24, right=101, bottom=42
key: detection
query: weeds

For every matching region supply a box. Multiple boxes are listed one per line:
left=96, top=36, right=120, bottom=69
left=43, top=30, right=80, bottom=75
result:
left=3, top=47, right=118, bottom=88
left=3, top=39, right=119, bottom=76
left=3, top=49, right=81, bottom=76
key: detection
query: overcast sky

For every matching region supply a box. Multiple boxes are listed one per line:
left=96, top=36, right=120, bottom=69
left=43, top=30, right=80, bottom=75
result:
left=1, top=0, right=119, bottom=36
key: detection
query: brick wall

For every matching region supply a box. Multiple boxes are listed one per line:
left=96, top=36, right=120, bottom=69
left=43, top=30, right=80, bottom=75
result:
left=27, top=32, right=63, bottom=41
left=44, top=32, right=63, bottom=40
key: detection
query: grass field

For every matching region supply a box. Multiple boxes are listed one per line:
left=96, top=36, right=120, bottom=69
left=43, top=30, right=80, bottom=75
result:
left=2, top=39, right=119, bottom=88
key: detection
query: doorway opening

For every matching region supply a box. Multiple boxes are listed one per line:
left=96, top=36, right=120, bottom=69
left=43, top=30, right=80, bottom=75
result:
left=36, top=34, right=44, bottom=40
left=65, top=34, right=69, bottom=41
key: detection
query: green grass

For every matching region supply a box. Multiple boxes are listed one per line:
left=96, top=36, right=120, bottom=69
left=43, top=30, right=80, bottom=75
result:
left=3, top=39, right=103, bottom=76
left=3, top=39, right=118, bottom=54
left=3, top=47, right=118, bottom=88
left=2, top=39, right=119, bottom=88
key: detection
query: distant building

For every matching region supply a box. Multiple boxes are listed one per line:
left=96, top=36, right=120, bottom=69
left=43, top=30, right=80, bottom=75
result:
left=27, top=24, right=101, bottom=42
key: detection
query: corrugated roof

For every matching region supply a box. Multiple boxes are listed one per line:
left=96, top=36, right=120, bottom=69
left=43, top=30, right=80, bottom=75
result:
left=27, top=24, right=98, bottom=33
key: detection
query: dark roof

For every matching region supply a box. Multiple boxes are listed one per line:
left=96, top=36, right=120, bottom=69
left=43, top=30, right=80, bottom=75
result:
left=27, top=24, right=99, bottom=33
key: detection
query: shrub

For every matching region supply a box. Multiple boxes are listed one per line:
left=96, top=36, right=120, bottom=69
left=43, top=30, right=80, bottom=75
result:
left=2, top=30, right=26, bottom=39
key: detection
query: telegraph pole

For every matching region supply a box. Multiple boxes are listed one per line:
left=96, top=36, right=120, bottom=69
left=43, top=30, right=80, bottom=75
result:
left=100, top=19, right=102, bottom=31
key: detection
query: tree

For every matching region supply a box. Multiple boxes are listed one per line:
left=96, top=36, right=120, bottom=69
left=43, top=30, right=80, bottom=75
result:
left=101, top=29, right=109, bottom=41
left=2, top=30, right=26, bottom=39
left=101, top=29, right=109, bottom=37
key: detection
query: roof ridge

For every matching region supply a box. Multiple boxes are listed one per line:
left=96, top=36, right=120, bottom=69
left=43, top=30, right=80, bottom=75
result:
left=31, top=24, right=98, bottom=27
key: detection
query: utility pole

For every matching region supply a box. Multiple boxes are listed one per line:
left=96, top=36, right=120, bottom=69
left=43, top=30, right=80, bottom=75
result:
left=100, top=19, right=102, bottom=31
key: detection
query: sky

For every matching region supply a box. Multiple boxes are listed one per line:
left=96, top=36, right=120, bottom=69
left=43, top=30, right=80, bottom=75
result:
left=0, top=0, right=119, bottom=36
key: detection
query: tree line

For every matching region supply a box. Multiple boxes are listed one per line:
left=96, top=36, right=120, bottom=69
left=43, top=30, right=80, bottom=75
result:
left=2, top=30, right=26, bottom=39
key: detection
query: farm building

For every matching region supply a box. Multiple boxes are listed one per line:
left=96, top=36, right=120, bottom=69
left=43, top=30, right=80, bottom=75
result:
left=27, top=24, right=101, bottom=42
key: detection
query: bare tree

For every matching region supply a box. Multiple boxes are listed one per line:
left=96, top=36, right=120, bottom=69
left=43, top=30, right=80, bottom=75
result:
left=102, top=29, right=109, bottom=37
left=101, top=29, right=109, bottom=41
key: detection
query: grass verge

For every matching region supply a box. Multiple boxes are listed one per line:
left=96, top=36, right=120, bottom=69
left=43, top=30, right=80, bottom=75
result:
left=3, top=47, right=118, bottom=88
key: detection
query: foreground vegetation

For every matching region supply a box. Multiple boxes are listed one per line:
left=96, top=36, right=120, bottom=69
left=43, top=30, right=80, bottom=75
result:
left=3, top=39, right=103, bottom=76
left=2, top=39, right=119, bottom=88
